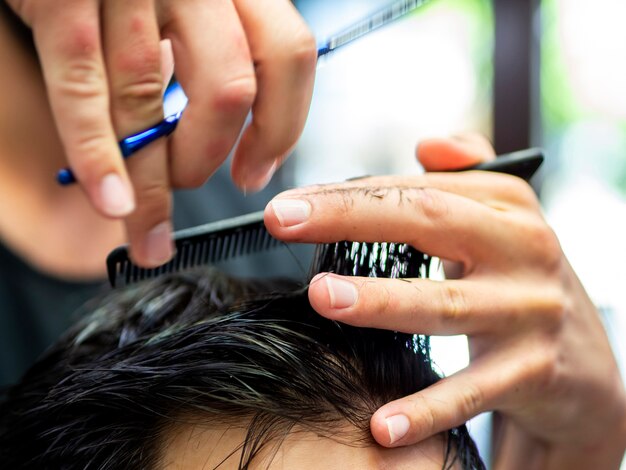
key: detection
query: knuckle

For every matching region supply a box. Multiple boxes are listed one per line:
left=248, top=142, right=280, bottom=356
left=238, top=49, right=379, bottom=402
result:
left=62, top=22, right=100, bottom=58
left=74, top=130, right=109, bottom=153
left=371, top=282, right=393, bottom=321
left=408, top=395, right=437, bottom=437
left=538, top=228, right=563, bottom=270
left=110, top=37, right=163, bottom=113
left=287, top=29, right=317, bottom=69
left=413, top=187, right=448, bottom=221
left=134, top=179, right=169, bottom=205
left=69, top=133, right=117, bottom=178
left=537, top=287, right=569, bottom=328
left=528, top=344, right=560, bottom=392
left=133, top=183, right=170, bottom=220
left=459, top=381, right=484, bottom=417
left=508, top=177, right=542, bottom=209
left=114, top=77, right=164, bottom=116
left=483, top=174, right=540, bottom=210
left=522, top=218, right=563, bottom=270
left=212, top=76, right=257, bottom=115
left=440, top=284, right=468, bottom=325
left=331, top=192, right=356, bottom=220
left=53, top=59, right=106, bottom=101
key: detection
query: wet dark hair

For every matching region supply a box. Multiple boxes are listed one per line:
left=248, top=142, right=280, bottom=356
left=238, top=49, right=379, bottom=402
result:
left=0, top=267, right=484, bottom=469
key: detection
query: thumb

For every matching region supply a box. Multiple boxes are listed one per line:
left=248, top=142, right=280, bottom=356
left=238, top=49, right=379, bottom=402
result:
left=370, top=367, right=493, bottom=448
left=417, top=134, right=496, bottom=172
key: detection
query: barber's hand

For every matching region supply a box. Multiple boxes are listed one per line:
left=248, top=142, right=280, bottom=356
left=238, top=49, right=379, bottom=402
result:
left=264, top=136, right=626, bottom=469
left=7, top=0, right=316, bottom=267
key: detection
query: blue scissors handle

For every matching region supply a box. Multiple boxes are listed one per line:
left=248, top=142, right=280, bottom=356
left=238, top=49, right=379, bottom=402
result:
left=58, top=0, right=429, bottom=186
left=56, top=111, right=182, bottom=186
left=56, top=31, right=340, bottom=186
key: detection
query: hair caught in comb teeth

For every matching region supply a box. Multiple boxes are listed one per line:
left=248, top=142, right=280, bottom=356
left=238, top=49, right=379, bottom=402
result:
left=310, top=241, right=431, bottom=280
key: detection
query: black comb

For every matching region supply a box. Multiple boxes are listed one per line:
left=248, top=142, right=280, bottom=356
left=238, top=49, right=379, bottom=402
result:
left=107, top=148, right=544, bottom=288
left=107, top=211, right=276, bottom=288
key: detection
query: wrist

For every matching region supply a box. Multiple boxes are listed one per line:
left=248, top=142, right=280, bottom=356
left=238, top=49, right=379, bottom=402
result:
left=542, top=433, right=625, bottom=470
left=493, top=413, right=626, bottom=470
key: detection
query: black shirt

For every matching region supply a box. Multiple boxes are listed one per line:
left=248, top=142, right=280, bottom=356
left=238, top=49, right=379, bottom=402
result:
left=0, top=165, right=311, bottom=387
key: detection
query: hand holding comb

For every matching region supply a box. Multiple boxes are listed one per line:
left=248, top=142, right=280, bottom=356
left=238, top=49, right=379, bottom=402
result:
left=106, top=148, right=543, bottom=288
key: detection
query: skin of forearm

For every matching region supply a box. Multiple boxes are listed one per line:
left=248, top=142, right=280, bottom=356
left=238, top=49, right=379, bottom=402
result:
left=492, top=415, right=626, bottom=470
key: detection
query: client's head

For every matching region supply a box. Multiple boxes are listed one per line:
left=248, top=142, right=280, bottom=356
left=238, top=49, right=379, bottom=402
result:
left=0, top=269, right=483, bottom=469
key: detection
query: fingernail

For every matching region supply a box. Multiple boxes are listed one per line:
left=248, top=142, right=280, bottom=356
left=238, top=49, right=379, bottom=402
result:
left=100, top=173, right=135, bottom=217
left=326, top=276, right=358, bottom=309
left=271, top=199, right=311, bottom=227
left=386, top=415, right=410, bottom=445
left=145, top=222, right=174, bottom=266
left=242, top=160, right=277, bottom=193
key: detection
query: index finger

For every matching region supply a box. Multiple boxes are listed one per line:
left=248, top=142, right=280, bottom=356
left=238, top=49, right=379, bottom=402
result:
left=230, top=0, right=317, bottom=192
left=162, top=0, right=257, bottom=189
left=264, top=177, right=518, bottom=265
left=370, top=364, right=494, bottom=448
left=370, top=341, right=546, bottom=448
left=31, top=0, right=135, bottom=217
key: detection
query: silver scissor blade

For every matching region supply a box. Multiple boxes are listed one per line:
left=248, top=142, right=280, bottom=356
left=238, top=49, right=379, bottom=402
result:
left=317, top=0, right=433, bottom=57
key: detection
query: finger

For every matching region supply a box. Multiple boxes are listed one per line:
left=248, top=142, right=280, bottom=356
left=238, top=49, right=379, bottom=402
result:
left=370, top=364, right=497, bottom=447
left=29, top=0, right=134, bottom=217
left=420, top=171, right=541, bottom=213
left=123, top=139, right=174, bottom=267
left=370, top=337, right=555, bottom=448
left=104, top=0, right=164, bottom=137
left=265, top=180, right=514, bottom=265
left=417, top=134, right=496, bottom=172
left=230, top=0, right=317, bottom=192
left=308, top=274, right=556, bottom=336
left=409, top=171, right=534, bottom=209
left=103, top=0, right=173, bottom=267
left=163, top=0, right=257, bottom=188
left=160, top=39, right=175, bottom=89
left=267, top=170, right=541, bottom=234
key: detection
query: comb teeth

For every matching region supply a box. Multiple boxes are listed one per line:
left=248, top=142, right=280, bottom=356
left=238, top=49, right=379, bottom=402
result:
left=107, top=212, right=280, bottom=288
